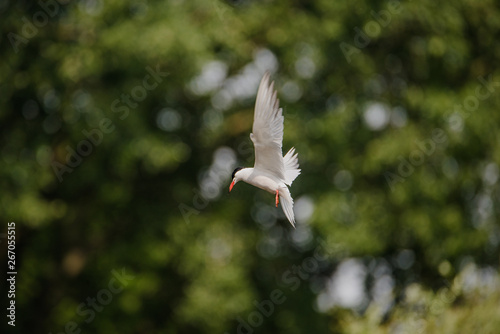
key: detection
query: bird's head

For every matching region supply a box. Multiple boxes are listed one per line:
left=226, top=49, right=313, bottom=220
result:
left=229, top=167, right=244, bottom=192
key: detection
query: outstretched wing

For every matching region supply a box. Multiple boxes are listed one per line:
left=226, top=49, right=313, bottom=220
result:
left=250, top=72, right=285, bottom=180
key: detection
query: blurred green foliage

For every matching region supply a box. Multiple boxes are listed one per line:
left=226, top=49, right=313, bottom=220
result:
left=1, top=0, right=499, bottom=333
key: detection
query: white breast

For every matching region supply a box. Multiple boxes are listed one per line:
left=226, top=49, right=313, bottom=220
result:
left=246, top=173, right=280, bottom=194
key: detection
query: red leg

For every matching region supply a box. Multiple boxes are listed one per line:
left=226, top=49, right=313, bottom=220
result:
left=275, top=189, right=279, bottom=208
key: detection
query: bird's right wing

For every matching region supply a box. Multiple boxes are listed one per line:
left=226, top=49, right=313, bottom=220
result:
left=250, top=72, right=285, bottom=180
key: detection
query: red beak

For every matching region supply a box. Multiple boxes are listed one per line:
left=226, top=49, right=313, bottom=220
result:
left=229, top=180, right=235, bottom=192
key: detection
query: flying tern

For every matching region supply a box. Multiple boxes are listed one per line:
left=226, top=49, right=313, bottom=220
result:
left=229, top=72, right=301, bottom=227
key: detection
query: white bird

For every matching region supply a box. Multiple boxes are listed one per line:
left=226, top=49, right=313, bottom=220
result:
left=229, top=72, right=301, bottom=227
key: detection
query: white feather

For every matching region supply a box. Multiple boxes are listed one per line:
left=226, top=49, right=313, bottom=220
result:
left=250, top=72, right=285, bottom=180
left=233, top=72, right=301, bottom=228
left=283, top=147, right=301, bottom=186
left=278, top=187, right=296, bottom=228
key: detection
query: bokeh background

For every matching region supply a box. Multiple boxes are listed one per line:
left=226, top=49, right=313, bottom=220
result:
left=1, top=0, right=500, bottom=333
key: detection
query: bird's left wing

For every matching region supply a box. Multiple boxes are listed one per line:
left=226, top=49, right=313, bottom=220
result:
left=250, top=72, right=285, bottom=180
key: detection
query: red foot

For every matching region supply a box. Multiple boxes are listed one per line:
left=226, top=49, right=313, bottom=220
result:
left=275, top=189, right=279, bottom=208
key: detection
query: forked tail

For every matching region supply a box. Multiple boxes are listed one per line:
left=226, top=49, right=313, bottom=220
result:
left=283, top=147, right=301, bottom=186
left=279, top=186, right=296, bottom=228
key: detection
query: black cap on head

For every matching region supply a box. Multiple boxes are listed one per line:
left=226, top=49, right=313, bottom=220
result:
left=231, top=167, right=243, bottom=179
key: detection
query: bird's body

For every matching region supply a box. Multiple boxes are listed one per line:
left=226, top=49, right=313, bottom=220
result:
left=229, top=72, right=301, bottom=227
left=237, top=168, right=279, bottom=193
